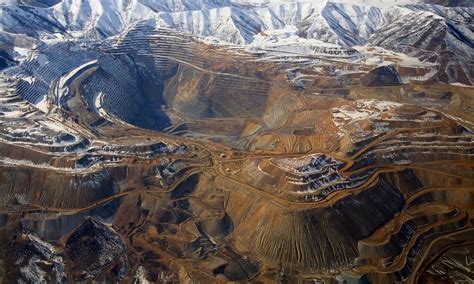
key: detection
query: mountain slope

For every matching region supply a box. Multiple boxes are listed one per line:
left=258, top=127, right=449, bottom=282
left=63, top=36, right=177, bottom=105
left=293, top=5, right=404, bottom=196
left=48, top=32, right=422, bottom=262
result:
left=0, top=0, right=472, bottom=83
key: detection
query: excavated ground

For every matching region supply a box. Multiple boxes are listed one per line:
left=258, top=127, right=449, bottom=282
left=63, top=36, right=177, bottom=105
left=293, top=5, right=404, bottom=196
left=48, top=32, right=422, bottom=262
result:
left=0, top=27, right=473, bottom=283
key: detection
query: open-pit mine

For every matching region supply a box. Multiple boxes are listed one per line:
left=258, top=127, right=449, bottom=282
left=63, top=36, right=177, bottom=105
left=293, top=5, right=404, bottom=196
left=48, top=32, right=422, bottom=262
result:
left=0, top=0, right=473, bottom=283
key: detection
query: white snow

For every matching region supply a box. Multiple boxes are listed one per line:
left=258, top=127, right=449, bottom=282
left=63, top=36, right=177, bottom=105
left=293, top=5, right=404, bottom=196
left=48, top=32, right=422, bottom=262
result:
left=35, top=96, right=50, bottom=113
left=2, top=0, right=419, bottom=47
left=58, top=60, right=98, bottom=89
left=232, top=0, right=422, bottom=7
left=39, top=120, right=71, bottom=133
left=2, top=110, right=23, bottom=118
left=35, top=95, right=49, bottom=113
left=332, top=99, right=402, bottom=139
left=356, top=99, right=402, bottom=112
left=249, top=25, right=342, bottom=54
left=134, top=266, right=151, bottom=284
left=1, top=0, right=471, bottom=85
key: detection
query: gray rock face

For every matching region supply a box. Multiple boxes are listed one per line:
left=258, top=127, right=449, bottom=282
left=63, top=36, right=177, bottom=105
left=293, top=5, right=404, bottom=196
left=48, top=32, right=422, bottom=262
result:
left=64, top=217, right=128, bottom=281
left=423, top=0, right=473, bottom=6
left=361, top=65, right=402, bottom=87
left=9, top=230, right=66, bottom=283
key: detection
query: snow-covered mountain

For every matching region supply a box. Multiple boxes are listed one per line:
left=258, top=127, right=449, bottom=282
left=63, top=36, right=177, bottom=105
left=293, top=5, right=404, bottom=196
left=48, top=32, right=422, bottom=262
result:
left=0, top=0, right=472, bottom=84
left=1, top=0, right=470, bottom=43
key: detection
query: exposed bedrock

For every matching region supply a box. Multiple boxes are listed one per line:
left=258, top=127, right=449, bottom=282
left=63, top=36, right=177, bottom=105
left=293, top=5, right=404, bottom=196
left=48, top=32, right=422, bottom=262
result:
left=4, top=228, right=66, bottom=283
left=8, top=41, right=172, bottom=131
left=198, top=213, right=234, bottom=239
left=64, top=217, right=128, bottom=281
left=23, top=33, right=274, bottom=131
left=80, top=54, right=172, bottom=131
left=0, top=216, right=128, bottom=282
left=0, top=7, right=472, bottom=281
left=0, top=142, right=75, bottom=168
left=162, top=65, right=270, bottom=119
left=0, top=167, right=119, bottom=209
left=19, top=197, right=121, bottom=241
left=422, top=242, right=474, bottom=282
left=361, top=65, right=402, bottom=87
left=208, top=175, right=404, bottom=272
left=5, top=26, right=313, bottom=140
left=94, top=26, right=277, bottom=129
left=0, top=51, right=16, bottom=70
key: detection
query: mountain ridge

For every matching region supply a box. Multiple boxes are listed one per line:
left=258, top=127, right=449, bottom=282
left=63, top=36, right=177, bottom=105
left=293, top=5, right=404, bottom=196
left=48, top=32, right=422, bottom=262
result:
left=2, top=0, right=471, bottom=84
